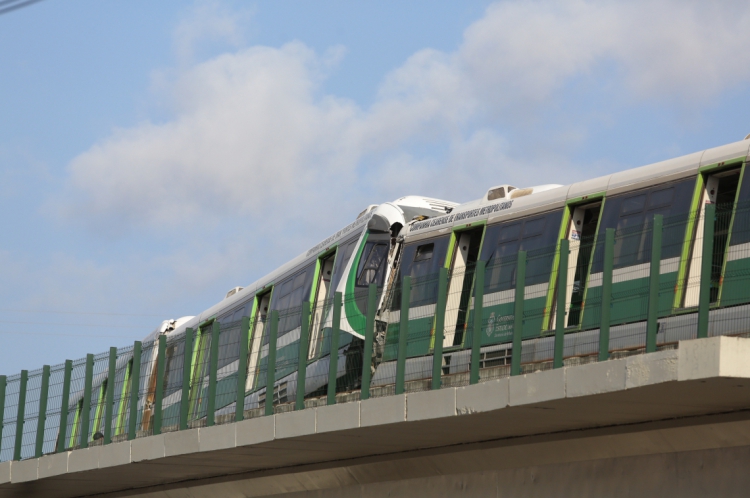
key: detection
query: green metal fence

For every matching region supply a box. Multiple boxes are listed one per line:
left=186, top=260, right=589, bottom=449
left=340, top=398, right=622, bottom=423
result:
left=3, top=203, right=750, bottom=463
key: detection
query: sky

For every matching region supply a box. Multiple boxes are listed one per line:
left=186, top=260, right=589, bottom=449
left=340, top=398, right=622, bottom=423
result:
left=2, top=0, right=750, bottom=374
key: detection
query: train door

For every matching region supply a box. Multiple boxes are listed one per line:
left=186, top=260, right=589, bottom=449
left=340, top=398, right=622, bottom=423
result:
left=592, top=178, right=695, bottom=326
left=245, top=289, right=273, bottom=392
left=561, top=201, right=602, bottom=327
left=481, top=210, right=563, bottom=341
left=308, top=250, right=337, bottom=359
left=443, top=227, right=484, bottom=347
left=682, top=167, right=741, bottom=307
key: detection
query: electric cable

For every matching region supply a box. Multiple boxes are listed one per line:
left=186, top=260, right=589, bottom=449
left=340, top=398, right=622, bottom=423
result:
left=0, top=0, right=46, bottom=16
left=0, top=308, right=165, bottom=318
left=0, top=329, right=138, bottom=339
left=0, top=320, right=153, bottom=329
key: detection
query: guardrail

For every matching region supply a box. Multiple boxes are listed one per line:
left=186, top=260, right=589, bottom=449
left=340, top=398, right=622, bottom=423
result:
left=1, top=203, right=745, bottom=463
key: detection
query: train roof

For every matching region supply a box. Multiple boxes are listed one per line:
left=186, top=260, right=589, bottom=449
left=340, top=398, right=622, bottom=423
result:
left=404, top=138, right=750, bottom=242
left=170, top=195, right=459, bottom=334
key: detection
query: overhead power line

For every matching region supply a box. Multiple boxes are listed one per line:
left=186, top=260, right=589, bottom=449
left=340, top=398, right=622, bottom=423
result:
left=0, top=320, right=151, bottom=329
left=0, top=329, right=137, bottom=339
left=0, top=0, right=46, bottom=16
left=0, top=308, right=165, bottom=318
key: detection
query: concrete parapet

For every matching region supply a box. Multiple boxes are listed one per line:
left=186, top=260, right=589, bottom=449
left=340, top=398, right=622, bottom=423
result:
left=679, top=336, right=750, bottom=381
left=5, top=337, right=750, bottom=498
left=456, top=378, right=509, bottom=415
left=236, top=416, right=275, bottom=447
left=361, top=394, right=406, bottom=427
left=316, top=402, right=360, bottom=433
left=165, top=428, right=199, bottom=457
left=99, top=441, right=131, bottom=469
left=509, top=368, right=565, bottom=406
left=131, top=434, right=165, bottom=462
left=566, top=359, right=627, bottom=398
left=407, top=388, right=456, bottom=421
left=37, top=452, right=68, bottom=479
left=199, top=424, right=236, bottom=453
left=9, top=458, right=37, bottom=483
left=67, top=446, right=100, bottom=473
left=626, top=349, right=678, bottom=388
left=276, top=409, right=316, bottom=439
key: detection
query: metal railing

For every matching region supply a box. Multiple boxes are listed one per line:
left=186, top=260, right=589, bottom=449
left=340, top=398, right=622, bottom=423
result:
left=1, top=203, right=748, bottom=463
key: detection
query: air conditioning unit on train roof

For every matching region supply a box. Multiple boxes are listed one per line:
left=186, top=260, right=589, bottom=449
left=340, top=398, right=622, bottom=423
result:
left=480, top=184, right=564, bottom=204
left=486, top=184, right=517, bottom=202
left=225, top=286, right=243, bottom=299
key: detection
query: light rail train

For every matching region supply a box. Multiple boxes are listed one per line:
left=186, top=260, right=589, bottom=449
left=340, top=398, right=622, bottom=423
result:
left=64, top=136, right=750, bottom=443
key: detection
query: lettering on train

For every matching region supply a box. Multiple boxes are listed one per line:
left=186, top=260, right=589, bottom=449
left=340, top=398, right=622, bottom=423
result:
left=409, top=200, right=513, bottom=232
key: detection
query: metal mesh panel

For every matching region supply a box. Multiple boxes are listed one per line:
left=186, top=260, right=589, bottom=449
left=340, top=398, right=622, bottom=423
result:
left=8, top=200, right=750, bottom=463
left=40, top=362, right=67, bottom=456
left=214, top=320, right=242, bottom=424
left=17, top=368, right=43, bottom=459
left=111, top=344, right=134, bottom=442
left=0, top=373, right=21, bottom=461
left=160, top=334, right=186, bottom=432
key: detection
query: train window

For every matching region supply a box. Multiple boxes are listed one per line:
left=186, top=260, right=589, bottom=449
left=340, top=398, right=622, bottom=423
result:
left=620, top=194, right=646, bottom=215
left=392, top=235, right=451, bottom=309
left=499, top=222, right=522, bottom=241
left=269, top=264, right=314, bottom=339
left=729, top=170, right=750, bottom=247
left=523, top=217, right=546, bottom=237
left=649, top=187, right=674, bottom=209
left=593, top=178, right=694, bottom=272
left=488, top=187, right=505, bottom=201
left=163, top=340, right=184, bottom=397
left=356, top=242, right=388, bottom=286
left=415, top=243, right=434, bottom=261
left=482, top=210, right=563, bottom=293
left=330, top=238, right=357, bottom=291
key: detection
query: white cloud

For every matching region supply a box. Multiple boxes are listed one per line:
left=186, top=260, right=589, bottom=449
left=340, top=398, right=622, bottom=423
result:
left=61, top=0, right=750, bottom=232
left=173, top=0, right=251, bottom=66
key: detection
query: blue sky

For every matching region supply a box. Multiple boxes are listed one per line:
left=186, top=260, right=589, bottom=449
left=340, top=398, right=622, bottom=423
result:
left=2, top=0, right=750, bottom=374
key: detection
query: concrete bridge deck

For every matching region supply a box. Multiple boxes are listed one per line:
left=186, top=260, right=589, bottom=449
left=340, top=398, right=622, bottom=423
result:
left=3, top=336, right=750, bottom=497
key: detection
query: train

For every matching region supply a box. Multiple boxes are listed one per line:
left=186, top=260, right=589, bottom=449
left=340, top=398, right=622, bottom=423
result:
left=64, top=136, right=750, bottom=444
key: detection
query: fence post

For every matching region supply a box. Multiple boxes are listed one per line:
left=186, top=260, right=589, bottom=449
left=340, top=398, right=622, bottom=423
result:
left=104, top=347, right=117, bottom=444
left=470, top=261, right=486, bottom=384
left=128, top=341, right=142, bottom=441
left=34, top=365, right=51, bottom=458
left=207, top=322, right=220, bottom=427
left=265, top=311, right=279, bottom=416
left=327, top=292, right=342, bottom=405
left=599, top=229, right=615, bottom=361
left=180, top=328, right=194, bottom=431
left=0, top=375, right=5, bottom=456
left=432, top=268, right=448, bottom=390
left=698, top=203, right=716, bottom=339
left=511, top=252, right=527, bottom=376
left=236, top=317, right=250, bottom=422
left=56, top=360, right=72, bottom=452
left=361, top=284, right=378, bottom=400
left=554, top=240, right=569, bottom=368
left=79, top=354, right=94, bottom=449
left=13, top=370, right=28, bottom=460
left=153, top=335, right=167, bottom=435
left=295, top=302, right=312, bottom=411
left=396, top=276, right=411, bottom=395
left=646, top=215, right=663, bottom=353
